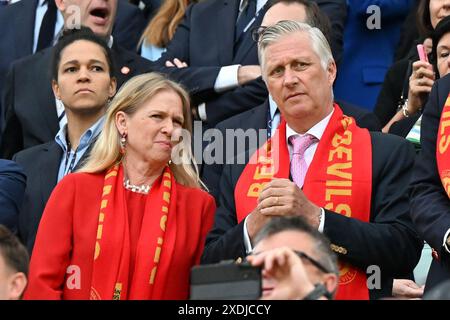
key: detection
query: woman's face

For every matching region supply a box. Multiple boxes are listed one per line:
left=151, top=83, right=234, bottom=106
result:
left=430, top=0, right=450, bottom=29
left=118, top=89, right=185, bottom=167
left=52, top=40, right=116, bottom=115
left=437, top=32, right=450, bottom=76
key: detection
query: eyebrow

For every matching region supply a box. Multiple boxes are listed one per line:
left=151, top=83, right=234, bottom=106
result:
left=152, top=110, right=184, bottom=123
left=61, top=59, right=107, bottom=66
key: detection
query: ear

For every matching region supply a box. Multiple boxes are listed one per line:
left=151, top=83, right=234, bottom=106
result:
left=54, top=0, right=66, bottom=11
left=52, top=79, right=60, bottom=100
left=109, top=77, right=117, bottom=99
left=322, top=273, right=339, bottom=298
left=115, top=111, right=128, bottom=136
left=7, top=272, right=27, bottom=300
left=326, top=60, right=337, bottom=86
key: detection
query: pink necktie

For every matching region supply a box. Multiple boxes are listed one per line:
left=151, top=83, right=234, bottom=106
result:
left=289, top=134, right=317, bottom=188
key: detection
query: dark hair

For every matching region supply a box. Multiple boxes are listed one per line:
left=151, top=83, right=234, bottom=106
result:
left=0, top=225, right=29, bottom=276
left=431, top=15, right=450, bottom=76
left=254, top=216, right=338, bottom=276
left=267, top=0, right=332, bottom=46
left=51, top=26, right=115, bottom=82
left=417, top=0, right=433, bottom=38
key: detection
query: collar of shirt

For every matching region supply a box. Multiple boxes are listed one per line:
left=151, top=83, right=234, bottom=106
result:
left=285, top=107, right=335, bottom=153
left=268, top=95, right=278, bottom=120
left=55, top=116, right=105, bottom=153
left=239, top=0, right=267, bottom=14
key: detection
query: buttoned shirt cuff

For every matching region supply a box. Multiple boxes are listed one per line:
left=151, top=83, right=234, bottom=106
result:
left=214, top=65, right=240, bottom=93
left=243, top=215, right=253, bottom=255
left=443, top=228, right=450, bottom=253
left=318, top=208, right=325, bottom=233
left=198, top=103, right=207, bottom=121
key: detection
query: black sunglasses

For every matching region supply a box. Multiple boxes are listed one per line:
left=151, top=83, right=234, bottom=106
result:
left=293, top=250, right=331, bottom=274
left=251, top=25, right=268, bottom=42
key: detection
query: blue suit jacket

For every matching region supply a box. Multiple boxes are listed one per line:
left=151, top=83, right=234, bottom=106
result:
left=333, top=0, right=415, bottom=111
left=0, top=159, right=26, bottom=233
left=410, top=73, right=450, bottom=291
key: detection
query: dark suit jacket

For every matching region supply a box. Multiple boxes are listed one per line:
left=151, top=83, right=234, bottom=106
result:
left=410, top=73, right=450, bottom=292
left=153, top=0, right=347, bottom=126
left=0, top=0, right=146, bottom=128
left=0, top=44, right=151, bottom=159
left=201, top=130, right=422, bottom=299
left=201, top=100, right=381, bottom=201
left=0, top=159, right=26, bottom=234
left=13, top=140, right=92, bottom=253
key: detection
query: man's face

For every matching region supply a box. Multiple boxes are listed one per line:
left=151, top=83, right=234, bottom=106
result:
left=263, top=32, right=336, bottom=133
left=56, top=0, right=118, bottom=37
left=253, top=230, right=325, bottom=298
left=261, top=2, right=307, bottom=27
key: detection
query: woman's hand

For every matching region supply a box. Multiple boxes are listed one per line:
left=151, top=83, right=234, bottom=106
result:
left=407, top=60, right=435, bottom=115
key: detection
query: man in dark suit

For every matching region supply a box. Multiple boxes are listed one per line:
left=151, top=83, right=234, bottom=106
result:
left=0, top=0, right=152, bottom=159
left=200, top=0, right=380, bottom=200
left=0, top=159, right=26, bottom=234
left=201, top=21, right=422, bottom=299
left=410, top=73, right=450, bottom=292
left=0, top=0, right=146, bottom=124
left=153, top=0, right=346, bottom=127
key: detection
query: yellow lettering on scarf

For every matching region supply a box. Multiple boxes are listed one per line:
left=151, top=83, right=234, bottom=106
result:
left=327, top=163, right=352, bottom=180
left=325, top=188, right=352, bottom=201
left=253, top=166, right=273, bottom=180
left=439, top=134, right=450, bottom=154
left=328, top=146, right=352, bottom=161
left=248, top=182, right=267, bottom=197
left=163, top=192, right=170, bottom=203
left=94, top=242, right=100, bottom=260
left=149, top=267, right=157, bottom=285
left=102, top=185, right=112, bottom=196
left=160, top=215, right=167, bottom=231
left=442, top=176, right=450, bottom=197
left=331, top=131, right=352, bottom=147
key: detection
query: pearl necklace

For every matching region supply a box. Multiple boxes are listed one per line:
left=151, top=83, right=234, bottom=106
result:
left=123, top=179, right=151, bottom=194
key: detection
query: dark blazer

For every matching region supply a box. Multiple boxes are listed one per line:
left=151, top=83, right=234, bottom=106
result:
left=13, top=140, right=92, bottom=253
left=0, top=0, right=146, bottom=126
left=0, top=44, right=151, bottom=159
left=410, top=73, right=450, bottom=292
left=153, top=0, right=347, bottom=126
left=201, top=130, right=422, bottom=299
left=201, top=100, right=381, bottom=201
left=0, top=159, right=26, bottom=234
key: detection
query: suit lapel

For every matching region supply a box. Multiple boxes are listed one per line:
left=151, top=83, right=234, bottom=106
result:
left=39, top=142, right=63, bottom=204
left=14, top=0, right=38, bottom=57
left=217, top=0, right=239, bottom=66
left=36, top=49, right=59, bottom=137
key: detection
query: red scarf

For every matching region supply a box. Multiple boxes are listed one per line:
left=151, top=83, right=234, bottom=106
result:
left=436, top=94, right=450, bottom=199
left=90, top=164, right=177, bottom=300
left=235, top=105, right=372, bottom=299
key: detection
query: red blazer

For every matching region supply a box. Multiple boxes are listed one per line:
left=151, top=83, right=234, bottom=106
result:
left=25, top=172, right=216, bottom=300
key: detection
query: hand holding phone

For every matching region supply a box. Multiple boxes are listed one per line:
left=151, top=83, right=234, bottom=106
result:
left=417, top=44, right=428, bottom=62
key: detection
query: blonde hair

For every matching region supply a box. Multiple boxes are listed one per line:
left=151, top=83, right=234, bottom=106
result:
left=139, top=0, right=193, bottom=49
left=80, top=73, right=203, bottom=189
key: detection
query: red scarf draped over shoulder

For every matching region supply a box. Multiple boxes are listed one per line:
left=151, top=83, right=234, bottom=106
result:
left=90, top=164, right=177, bottom=300
left=235, top=105, right=372, bottom=300
left=436, top=94, right=450, bottom=199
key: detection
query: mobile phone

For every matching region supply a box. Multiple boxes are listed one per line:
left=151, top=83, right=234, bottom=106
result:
left=417, top=44, right=428, bottom=62
left=190, top=261, right=261, bottom=300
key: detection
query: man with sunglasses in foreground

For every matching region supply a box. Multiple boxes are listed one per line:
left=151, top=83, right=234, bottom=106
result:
left=247, top=216, right=338, bottom=300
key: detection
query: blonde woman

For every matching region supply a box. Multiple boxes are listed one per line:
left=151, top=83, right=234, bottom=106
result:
left=25, top=73, right=215, bottom=300
left=139, top=0, right=195, bottom=60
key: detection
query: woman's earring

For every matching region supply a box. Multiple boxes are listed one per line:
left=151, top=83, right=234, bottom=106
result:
left=120, top=132, right=127, bottom=155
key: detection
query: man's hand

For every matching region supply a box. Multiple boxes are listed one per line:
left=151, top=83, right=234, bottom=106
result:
left=392, top=279, right=424, bottom=299
left=258, top=179, right=321, bottom=227
left=165, top=58, right=188, bottom=68
left=246, top=179, right=321, bottom=240
left=247, top=247, right=316, bottom=300
left=237, top=65, right=261, bottom=85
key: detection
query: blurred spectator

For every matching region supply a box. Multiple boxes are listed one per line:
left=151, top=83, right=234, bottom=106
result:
left=0, top=160, right=26, bottom=234
left=247, top=216, right=339, bottom=300
left=333, top=0, right=415, bottom=111
left=139, top=0, right=196, bottom=61
left=14, top=27, right=117, bottom=253
left=0, top=225, right=29, bottom=300
left=0, top=0, right=152, bottom=159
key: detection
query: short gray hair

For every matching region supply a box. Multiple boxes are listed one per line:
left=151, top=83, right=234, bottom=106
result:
left=258, top=20, right=334, bottom=79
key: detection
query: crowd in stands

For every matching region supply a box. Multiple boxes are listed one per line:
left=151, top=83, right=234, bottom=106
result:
left=1, top=0, right=450, bottom=300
